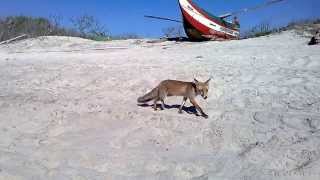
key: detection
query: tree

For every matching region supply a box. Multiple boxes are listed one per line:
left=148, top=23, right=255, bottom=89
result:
left=70, top=15, right=108, bottom=38
left=162, top=25, right=184, bottom=38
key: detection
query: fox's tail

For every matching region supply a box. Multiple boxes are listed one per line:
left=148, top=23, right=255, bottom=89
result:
left=137, top=88, right=158, bottom=103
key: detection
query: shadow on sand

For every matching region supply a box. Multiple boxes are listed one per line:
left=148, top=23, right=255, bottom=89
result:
left=138, top=103, right=200, bottom=117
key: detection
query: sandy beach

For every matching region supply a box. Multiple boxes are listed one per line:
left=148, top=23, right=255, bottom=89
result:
left=0, top=31, right=320, bottom=180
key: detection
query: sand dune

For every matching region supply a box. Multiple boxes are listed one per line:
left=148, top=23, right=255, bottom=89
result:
left=0, top=31, right=319, bottom=180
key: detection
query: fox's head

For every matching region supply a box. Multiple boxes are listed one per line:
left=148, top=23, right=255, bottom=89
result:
left=194, top=78, right=211, bottom=100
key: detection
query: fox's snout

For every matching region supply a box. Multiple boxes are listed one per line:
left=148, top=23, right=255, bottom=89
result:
left=200, top=90, right=208, bottom=100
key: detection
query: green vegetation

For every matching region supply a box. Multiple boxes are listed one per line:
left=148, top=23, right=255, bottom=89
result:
left=241, top=18, right=320, bottom=39
left=0, top=15, right=139, bottom=42
left=284, top=18, right=320, bottom=37
left=0, top=16, right=77, bottom=41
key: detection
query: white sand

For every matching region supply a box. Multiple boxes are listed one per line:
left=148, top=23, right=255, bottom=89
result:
left=0, top=32, right=320, bottom=180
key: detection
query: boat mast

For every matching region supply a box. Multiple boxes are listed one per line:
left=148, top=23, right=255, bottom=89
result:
left=144, top=15, right=182, bottom=23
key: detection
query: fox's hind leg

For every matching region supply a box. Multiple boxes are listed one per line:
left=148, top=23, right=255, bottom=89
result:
left=160, top=99, right=166, bottom=110
left=153, top=98, right=159, bottom=111
left=159, top=90, right=167, bottom=110
left=153, top=98, right=165, bottom=111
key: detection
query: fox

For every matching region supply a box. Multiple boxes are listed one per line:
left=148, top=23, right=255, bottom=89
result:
left=137, top=78, right=211, bottom=118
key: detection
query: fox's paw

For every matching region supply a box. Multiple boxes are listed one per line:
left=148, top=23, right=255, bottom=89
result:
left=178, top=110, right=183, bottom=114
left=202, top=114, right=209, bottom=119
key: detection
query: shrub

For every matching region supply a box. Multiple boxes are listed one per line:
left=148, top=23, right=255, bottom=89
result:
left=0, top=15, right=140, bottom=42
left=241, top=22, right=276, bottom=39
left=241, top=18, right=320, bottom=39
left=162, top=25, right=184, bottom=38
left=0, top=15, right=81, bottom=41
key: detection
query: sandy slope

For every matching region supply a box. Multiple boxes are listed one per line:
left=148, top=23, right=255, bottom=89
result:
left=0, top=32, right=319, bottom=180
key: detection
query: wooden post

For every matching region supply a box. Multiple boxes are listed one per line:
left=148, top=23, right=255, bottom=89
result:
left=0, top=34, right=28, bottom=45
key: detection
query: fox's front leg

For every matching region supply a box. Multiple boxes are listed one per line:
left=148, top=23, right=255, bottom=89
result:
left=179, top=97, right=187, bottom=114
left=189, top=98, right=208, bottom=118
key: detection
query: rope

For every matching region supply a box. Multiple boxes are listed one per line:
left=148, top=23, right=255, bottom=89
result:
left=230, top=0, right=286, bottom=16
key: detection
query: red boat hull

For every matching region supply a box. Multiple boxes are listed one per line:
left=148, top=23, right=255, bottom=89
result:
left=179, top=0, right=240, bottom=41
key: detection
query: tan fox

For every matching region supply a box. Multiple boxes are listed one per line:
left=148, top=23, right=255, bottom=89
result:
left=137, top=78, right=211, bottom=118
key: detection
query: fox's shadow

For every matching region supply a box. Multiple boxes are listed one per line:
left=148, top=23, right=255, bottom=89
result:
left=138, top=103, right=199, bottom=116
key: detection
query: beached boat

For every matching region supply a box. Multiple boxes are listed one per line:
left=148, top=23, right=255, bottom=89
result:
left=145, top=0, right=284, bottom=41
left=178, top=0, right=240, bottom=41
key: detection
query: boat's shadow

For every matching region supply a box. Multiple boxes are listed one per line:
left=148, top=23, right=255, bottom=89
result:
left=138, top=103, right=199, bottom=116
left=165, top=37, right=190, bottom=42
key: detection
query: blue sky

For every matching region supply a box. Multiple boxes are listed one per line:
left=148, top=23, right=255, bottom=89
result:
left=1, top=0, right=319, bottom=37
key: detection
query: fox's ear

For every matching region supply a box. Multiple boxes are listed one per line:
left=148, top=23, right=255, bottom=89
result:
left=205, top=78, right=211, bottom=84
left=194, top=78, right=199, bottom=83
